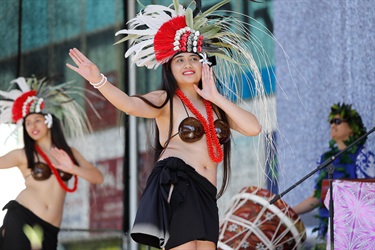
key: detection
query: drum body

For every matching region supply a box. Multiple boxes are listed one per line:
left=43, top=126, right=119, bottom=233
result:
left=218, top=186, right=306, bottom=250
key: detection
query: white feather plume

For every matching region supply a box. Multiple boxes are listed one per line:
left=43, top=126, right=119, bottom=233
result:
left=115, top=3, right=186, bottom=69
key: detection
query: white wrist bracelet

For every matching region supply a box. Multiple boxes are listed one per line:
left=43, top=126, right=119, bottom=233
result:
left=89, top=73, right=107, bottom=89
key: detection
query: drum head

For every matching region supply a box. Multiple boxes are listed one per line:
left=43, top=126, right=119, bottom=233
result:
left=218, top=186, right=306, bottom=250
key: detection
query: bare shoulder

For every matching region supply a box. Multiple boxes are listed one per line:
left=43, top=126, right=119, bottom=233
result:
left=70, top=147, right=84, bottom=160
left=69, top=147, right=89, bottom=165
left=70, top=147, right=78, bottom=154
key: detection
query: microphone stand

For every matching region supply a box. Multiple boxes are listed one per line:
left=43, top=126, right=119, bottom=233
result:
left=269, top=126, right=375, bottom=249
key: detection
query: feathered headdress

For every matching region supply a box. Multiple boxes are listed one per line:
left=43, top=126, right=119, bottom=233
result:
left=115, top=0, right=245, bottom=69
left=116, top=0, right=272, bottom=103
left=0, top=76, right=100, bottom=138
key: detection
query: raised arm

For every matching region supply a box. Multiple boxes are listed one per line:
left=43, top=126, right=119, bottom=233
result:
left=195, top=64, right=262, bottom=136
left=66, top=48, right=165, bottom=118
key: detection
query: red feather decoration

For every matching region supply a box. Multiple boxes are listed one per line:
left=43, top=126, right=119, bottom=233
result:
left=12, top=90, right=37, bottom=122
left=154, top=16, right=187, bottom=63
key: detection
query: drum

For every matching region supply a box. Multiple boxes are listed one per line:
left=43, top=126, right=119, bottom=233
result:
left=218, top=186, right=306, bottom=250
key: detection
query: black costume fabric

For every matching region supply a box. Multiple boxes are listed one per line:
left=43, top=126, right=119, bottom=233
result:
left=131, top=157, right=219, bottom=249
left=0, top=200, right=59, bottom=250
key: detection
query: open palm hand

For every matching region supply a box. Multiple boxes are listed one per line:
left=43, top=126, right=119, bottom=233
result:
left=194, top=63, right=219, bottom=102
left=50, top=147, right=75, bottom=174
left=66, top=48, right=102, bottom=83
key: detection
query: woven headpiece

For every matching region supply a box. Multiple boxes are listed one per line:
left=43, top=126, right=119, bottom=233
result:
left=0, top=76, right=100, bottom=138
left=328, top=102, right=367, bottom=143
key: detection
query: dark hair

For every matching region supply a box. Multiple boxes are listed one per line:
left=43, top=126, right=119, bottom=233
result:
left=134, top=58, right=231, bottom=198
left=23, top=113, right=78, bottom=169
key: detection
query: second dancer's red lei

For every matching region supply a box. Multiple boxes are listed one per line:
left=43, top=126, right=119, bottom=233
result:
left=175, top=89, right=223, bottom=163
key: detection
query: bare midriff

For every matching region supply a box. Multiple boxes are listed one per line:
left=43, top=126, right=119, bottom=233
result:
left=16, top=176, right=66, bottom=227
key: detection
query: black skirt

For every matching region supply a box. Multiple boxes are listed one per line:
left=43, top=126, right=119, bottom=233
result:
left=131, top=157, right=219, bottom=249
left=0, top=200, right=60, bottom=250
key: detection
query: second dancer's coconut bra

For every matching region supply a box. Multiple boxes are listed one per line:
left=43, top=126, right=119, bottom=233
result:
left=29, top=162, right=73, bottom=181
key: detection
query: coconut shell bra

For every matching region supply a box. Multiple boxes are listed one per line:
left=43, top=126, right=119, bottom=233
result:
left=172, top=98, right=230, bottom=144
left=33, top=145, right=78, bottom=192
left=31, top=162, right=72, bottom=181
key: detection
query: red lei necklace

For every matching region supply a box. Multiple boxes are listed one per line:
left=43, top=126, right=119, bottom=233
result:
left=175, top=89, right=223, bottom=163
left=35, top=145, right=78, bottom=192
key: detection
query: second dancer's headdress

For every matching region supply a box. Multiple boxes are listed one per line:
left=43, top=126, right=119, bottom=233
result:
left=0, top=76, right=100, bottom=139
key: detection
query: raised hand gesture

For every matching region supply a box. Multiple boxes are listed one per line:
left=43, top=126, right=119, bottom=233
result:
left=50, top=147, right=75, bottom=174
left=66, top=48, right=102, bottom=83
left=194, top=63, right=219, bottom=102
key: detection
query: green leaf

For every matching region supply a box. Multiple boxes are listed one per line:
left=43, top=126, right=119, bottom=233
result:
left=199, top=0, right=231, bottom=19
left=173, top=0, right=179, bottom=14
left=185, top=8, right=193, bottom=28
left=23, top=224, right=43, bottom=249
left=114, top=35, right=134, bottom=45
left=199, top=24, right=217, bottom=34
left=136, top=0, right=145, bottom=9
left=193, top=17, right=207, bottom=30
left=201, top=27, right=222, bottom=38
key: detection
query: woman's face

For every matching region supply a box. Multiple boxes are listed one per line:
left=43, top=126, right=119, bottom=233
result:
left=330, top=115, right=353, bottom=142
left=170, top=53, right=202, bottom=86
left=25, top=113, right=49, bottom=141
